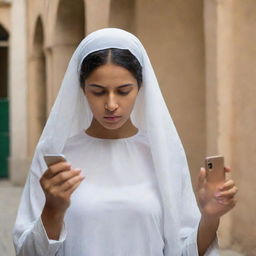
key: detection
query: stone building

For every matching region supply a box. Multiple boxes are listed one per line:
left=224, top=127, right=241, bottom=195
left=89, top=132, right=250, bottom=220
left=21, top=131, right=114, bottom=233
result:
left=0, top=0, right=255, bottom=255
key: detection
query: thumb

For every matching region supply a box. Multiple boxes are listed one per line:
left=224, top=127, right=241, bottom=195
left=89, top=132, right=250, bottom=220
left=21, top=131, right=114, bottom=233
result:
left=197, top=167, right=206, bottom=190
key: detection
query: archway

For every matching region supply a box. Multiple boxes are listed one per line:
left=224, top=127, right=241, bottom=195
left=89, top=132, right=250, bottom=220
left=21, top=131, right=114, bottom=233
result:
left=51, top=0, right=85, bottom=102
left=28, top=17, right=47, bottom=155
left=109, top=0, right=136, bottom=33
left=0, top=24, right=9, bottom=177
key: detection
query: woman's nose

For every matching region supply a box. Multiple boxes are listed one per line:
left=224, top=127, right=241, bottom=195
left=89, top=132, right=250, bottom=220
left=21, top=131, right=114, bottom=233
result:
left=105, top=95, right=118, bottom=111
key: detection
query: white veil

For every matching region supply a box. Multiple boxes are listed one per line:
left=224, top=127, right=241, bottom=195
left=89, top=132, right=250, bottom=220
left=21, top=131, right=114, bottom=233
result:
left=31, top=28, right=202, bottom=255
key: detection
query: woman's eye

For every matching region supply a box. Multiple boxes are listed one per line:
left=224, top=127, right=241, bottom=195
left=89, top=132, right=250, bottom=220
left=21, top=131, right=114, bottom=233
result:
left=93, top=91, right=105, bottom=96
left=118, top=91, right=130, bottom=95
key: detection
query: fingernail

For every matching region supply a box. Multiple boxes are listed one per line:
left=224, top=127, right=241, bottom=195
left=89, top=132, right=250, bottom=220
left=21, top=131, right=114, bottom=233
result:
left=215, top=192, right=221, bottom=197
left=220, top=200, right=228, bottom=205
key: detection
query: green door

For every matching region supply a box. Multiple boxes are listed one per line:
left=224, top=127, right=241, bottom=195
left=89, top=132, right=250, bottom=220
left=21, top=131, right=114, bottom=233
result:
left=0, top=25, right=9, bottom=178
left=0, top=99, right=9, bottom=177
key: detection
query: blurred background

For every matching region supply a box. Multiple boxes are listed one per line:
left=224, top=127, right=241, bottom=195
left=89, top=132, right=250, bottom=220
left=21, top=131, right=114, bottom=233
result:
left=0, top=0, right=255, bottom=255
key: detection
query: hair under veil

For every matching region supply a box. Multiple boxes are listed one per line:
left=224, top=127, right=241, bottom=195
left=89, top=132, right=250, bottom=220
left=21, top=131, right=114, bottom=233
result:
left=14, top=28, right=218, bottom=255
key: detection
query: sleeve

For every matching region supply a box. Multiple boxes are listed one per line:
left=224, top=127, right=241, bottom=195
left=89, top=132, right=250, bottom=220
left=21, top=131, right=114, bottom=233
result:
left=179, top=166, right=220, bottom=256
left=12, top=159, right=67, bottom=256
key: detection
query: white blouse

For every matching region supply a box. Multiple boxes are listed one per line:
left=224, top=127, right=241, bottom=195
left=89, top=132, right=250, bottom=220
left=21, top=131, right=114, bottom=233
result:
left=13, top=129, right=219, bottom=256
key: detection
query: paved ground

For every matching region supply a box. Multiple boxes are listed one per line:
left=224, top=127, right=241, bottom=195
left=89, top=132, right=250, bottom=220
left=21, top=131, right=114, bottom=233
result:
left=0, top=180, right=23, bottom=256
left=0, top=180, right=245, bottom=256
left=220, top=250, right=245, bottom=256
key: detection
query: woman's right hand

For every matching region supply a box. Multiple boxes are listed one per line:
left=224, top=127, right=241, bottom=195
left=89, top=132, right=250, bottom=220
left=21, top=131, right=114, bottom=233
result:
left=39, top=161, right=84, bottom=240
left=40, top=161, right=85, bottom=215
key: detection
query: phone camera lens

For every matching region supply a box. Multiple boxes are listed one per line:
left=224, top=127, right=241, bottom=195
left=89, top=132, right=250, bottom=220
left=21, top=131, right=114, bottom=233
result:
left=208, top=163, right=213, bottom=169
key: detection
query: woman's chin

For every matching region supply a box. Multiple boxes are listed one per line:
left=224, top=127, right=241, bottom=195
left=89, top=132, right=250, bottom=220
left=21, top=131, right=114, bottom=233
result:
left=101, top=117, right=125, bottom=129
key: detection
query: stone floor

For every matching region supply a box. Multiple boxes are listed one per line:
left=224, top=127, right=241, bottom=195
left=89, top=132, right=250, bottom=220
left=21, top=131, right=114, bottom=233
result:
left=0, top=180, right=22, bottom=256
left=220, top=250, right=245, bottom=256
left=0, top=179, right=245, bottom=256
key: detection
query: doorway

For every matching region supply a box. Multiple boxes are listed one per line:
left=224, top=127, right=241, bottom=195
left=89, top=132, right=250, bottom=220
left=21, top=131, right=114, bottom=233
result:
left=0, top=24, right=9, bottom=178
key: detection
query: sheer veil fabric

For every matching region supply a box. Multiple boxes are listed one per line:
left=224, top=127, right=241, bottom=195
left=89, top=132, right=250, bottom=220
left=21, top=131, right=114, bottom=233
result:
left=23, top=28, right=210, bottom=255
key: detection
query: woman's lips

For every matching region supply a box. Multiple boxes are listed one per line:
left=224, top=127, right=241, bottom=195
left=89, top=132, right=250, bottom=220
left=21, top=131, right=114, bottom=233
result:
left=104, top=116, right=121, bottom=122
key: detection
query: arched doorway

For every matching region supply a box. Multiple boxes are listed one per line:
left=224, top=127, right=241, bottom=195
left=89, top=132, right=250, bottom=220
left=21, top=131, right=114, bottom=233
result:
left=109, top=0, right=136, bottom=33
left=28, top=17, right=47, bottom=155
left=51, top=0, right=85, bottom=103
left=0, top=24, right=9, bottom=177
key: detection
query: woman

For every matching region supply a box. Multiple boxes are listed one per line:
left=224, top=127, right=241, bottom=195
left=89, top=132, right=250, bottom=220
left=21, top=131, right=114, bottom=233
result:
left=13, top=28, right=238, bottom=256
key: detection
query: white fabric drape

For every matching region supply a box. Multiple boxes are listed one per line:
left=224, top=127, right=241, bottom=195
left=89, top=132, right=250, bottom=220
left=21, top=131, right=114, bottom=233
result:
left=13, top=28, right=219, bottom=255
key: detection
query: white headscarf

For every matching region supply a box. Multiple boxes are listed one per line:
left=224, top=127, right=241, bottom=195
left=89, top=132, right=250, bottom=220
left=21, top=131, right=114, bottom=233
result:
left=32, top=28, right=201, bottom=255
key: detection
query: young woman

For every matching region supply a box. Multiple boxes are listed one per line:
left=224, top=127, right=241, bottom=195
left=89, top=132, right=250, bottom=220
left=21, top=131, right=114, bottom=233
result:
left=13, top=28, right=238, bottom=256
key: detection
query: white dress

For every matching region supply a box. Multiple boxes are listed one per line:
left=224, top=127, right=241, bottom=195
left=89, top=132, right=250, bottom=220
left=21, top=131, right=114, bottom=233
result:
left=61, top=128, right=164, bottom=255
left=12, top=129, right=218, bottom=256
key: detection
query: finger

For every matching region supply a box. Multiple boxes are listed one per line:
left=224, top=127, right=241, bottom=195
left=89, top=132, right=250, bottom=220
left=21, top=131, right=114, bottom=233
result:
left=60, top=174, right=85, bottom=191
left=65, top=178, right=85, bottom=195
left=218, top=179, right=235, bottom=191
left=51, top=168, right=82, bottom=186
left=197, top=167, right=206, bottom=189
left=224, top=166, right=231, bottom=173
left=215, top=186, right=238, bottom=199
left=44, top=162, right=72, bottom=179
left=216, top=197, right=237, bottom=207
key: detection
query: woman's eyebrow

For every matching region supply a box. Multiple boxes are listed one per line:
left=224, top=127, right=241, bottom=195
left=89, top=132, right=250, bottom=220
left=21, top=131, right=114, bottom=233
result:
left=87, top=83, right=134, bottom=89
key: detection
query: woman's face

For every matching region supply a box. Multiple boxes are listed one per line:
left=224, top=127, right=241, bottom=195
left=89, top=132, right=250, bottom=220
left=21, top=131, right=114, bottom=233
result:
left=83, top=63, right=139, bottom=130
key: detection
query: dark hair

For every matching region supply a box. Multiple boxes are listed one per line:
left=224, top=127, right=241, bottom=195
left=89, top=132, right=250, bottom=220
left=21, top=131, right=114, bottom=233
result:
left=79, top=48, right=143, bottom=90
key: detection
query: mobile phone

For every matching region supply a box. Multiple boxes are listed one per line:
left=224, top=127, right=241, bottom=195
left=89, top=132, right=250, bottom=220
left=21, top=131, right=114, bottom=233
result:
left=205, top=155, right=225, bottom=185
left=44, top=154, right=67, bottom=167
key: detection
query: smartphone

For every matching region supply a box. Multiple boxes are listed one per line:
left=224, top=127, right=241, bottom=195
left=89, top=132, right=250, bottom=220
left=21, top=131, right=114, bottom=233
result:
left=205, top=155, right=225, bottom=185
left=44, top=153, right=67, bottom=167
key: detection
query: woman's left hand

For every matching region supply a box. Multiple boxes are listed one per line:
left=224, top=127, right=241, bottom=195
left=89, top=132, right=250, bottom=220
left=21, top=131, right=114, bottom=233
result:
left=196, top=166, right=238, bottom=219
